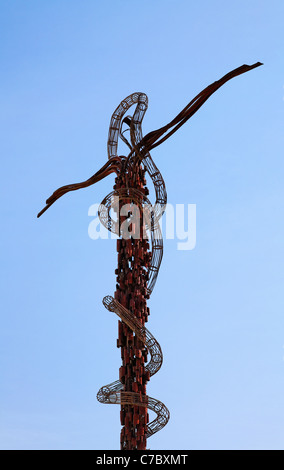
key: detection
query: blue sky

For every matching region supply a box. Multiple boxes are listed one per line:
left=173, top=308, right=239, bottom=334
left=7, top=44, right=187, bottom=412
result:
left=0, top=0, right=283, bottom=450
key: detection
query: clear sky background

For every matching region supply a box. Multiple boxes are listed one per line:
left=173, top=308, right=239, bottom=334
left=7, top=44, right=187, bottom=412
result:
left=1, top=0, right=283, bottom=450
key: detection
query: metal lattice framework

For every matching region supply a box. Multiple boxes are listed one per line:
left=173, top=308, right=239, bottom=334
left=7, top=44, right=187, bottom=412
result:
left=37, top=62, right=262, bottom=449
left=97, top=295, right=168, bottom=438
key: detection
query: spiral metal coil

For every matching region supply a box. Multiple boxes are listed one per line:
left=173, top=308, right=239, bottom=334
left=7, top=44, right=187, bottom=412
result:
left=98, top=296, right=169, bottom=438
left=98, top=92, right=169, bottom=440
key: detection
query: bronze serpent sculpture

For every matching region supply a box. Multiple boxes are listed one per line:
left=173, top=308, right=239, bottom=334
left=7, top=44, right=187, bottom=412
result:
left=37, top=62, right=262, bottom=449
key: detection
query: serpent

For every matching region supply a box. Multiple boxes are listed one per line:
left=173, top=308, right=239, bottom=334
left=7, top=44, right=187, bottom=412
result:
left=97, top=92, right=170, bottom=438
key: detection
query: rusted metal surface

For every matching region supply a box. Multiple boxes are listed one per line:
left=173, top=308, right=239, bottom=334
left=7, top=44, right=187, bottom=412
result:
left=111, top=159, right=152, bottom=449
left=37, top=63, right=262, bottom=449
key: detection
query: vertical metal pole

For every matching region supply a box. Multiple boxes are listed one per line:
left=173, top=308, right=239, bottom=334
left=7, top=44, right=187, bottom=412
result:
left=114, top=162, right=150, bottom=450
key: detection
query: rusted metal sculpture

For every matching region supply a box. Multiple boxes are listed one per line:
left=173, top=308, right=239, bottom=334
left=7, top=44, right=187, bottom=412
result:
left=38, top=62, right=262, bottom=450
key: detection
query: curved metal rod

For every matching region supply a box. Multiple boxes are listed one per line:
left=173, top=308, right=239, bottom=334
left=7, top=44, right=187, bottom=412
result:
left=37, top=157, right=122, bottom=218
left=139, top=62, right=263, bottom=152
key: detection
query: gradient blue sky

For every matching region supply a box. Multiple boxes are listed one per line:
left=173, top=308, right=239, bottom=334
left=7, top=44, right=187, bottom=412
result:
left=1, top=0, right=283, bottom=450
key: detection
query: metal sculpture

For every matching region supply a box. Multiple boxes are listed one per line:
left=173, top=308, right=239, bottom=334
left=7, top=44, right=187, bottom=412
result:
left=38, top=62, right=262, bottom=450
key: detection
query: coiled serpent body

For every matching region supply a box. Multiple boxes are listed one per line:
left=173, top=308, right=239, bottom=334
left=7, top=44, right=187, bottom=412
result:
left=97, top=93, right=170, bottom=438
